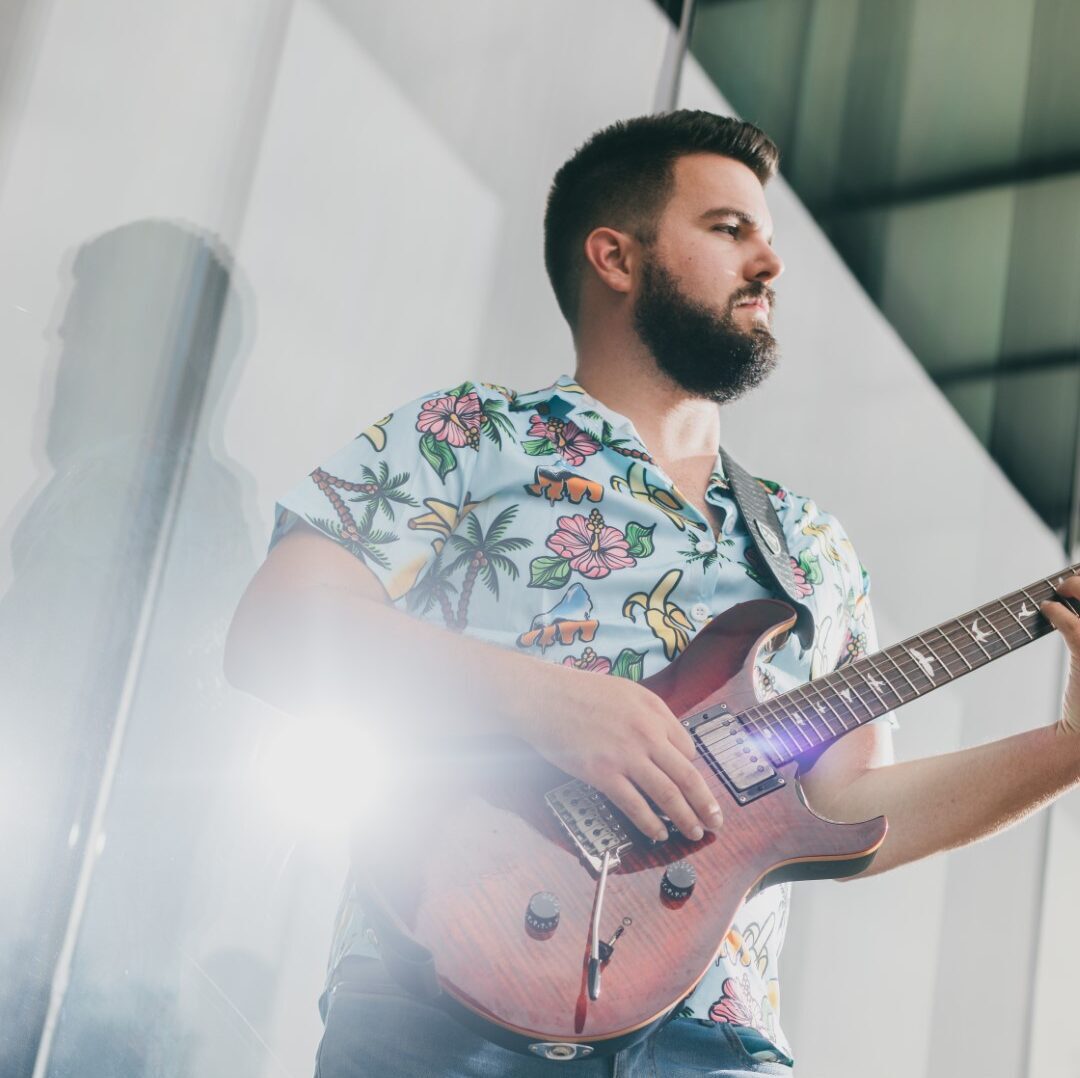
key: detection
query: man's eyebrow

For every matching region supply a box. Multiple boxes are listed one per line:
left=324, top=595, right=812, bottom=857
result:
left=699, top=207, right=774, bottom=245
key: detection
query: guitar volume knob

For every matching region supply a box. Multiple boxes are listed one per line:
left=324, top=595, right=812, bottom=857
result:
left=526, top=891, right=560, bottom=932
left=661, top=861, right=697, bottom=901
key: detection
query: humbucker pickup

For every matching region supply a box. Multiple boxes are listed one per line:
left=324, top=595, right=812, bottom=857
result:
left=684, top=709, right=785, bottom=804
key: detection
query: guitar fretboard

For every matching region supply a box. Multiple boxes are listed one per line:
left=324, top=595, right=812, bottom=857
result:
left=737, top=564, right=1080, bottom=764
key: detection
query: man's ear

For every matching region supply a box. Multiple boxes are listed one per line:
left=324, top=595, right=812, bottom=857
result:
left=582, top=227, right=638, bottom=298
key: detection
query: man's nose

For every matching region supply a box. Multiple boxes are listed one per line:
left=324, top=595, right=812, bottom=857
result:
left=750, top=244, right=784, bottom=284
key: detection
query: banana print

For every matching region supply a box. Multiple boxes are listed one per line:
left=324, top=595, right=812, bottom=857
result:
left=357, top=414, right=392, bottom=451
left=406, top=493, right=481, bottom=555
left=622, top=568, right=695, bottom=659
left=611, top=461, right=706, bottom=532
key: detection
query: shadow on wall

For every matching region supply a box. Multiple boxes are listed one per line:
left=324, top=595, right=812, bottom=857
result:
left=0, top=220, right=270, bottom=1078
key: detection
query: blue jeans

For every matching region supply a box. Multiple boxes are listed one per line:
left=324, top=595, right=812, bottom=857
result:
left=314, top=961, right=794, bottom=1077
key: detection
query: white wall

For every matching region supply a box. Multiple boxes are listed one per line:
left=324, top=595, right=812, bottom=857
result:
left=678, top=54, right=1074, bottom=1078
left=0, top=2, right=1072, bottom=1077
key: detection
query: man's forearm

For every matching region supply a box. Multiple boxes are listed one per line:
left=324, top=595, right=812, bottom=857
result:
left=823, top=725, right=1080, bottom=877
left=225, top=582, right=560, bottom=740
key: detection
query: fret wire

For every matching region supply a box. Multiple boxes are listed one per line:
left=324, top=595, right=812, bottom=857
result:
left=777, top=691, right=816, bottom=751
left=917, top=631, right=960, bottom=681
left=1026, top=583, right=1054, bottom=608
left=858, top=653, right=903, bottom=708
left=880, top=647, right=919, bottom=696
left=822, top=674, right=862, bottom=725
left=832, top=665, right=878, bottom=724
left=739, top=705, right=782, bottom=755
left=915, top=632, right=959, bottom=679
left=1044, top=576, right=1080, bottom=617
left=934, top=624, right=972, bottom=671
left=897, top=642, right=939, bottom=691
left=794, top=685, right=840, bottom=736
left=1019, top=587, right=1046, bottom=622
left=768, top=694, right=817, bottom=753
left=996, top=597, right=1034, bottom=641
left=787, top=687, right=830, bottom=744
left=978, top=604, right=1013, bottom=649
left=807, top=681, right=852, bottom=732
left=953, top=617, right=994, bottom=660
left=938, top=625, right=987, bottom=669
left=758, top=698, right=801, bottom=758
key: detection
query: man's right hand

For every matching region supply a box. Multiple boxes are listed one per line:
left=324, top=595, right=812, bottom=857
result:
left=226, top=521, right=725, bottom=844
left=510, top=667, right=725, bottom=843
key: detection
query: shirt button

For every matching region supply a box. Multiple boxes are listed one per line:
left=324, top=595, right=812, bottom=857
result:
left=691, top=602, right=710, bottom=623
left=696, top=534, right=716, bottom=553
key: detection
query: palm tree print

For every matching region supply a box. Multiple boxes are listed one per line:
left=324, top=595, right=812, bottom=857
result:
left=406, top=552, right=458, bottom=628
left=310, top=467, right=401, bottom=572
left=595, top=416, right=655, bottom=463
left=679, top=530, right=734, bottom=571
left=444, top=505, right=530, bottom=629
left=347, top=460, right=420, bottom=524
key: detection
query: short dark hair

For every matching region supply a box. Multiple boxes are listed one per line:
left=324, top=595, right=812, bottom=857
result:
left=543, top=110, right=779, bottom=328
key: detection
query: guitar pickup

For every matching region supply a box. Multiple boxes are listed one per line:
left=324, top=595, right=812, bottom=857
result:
left=685, top=710, right=785, bottom=804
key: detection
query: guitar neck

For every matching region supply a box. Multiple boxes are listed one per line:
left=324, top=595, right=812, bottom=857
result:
left=743, top=563, right=1080, bottom=764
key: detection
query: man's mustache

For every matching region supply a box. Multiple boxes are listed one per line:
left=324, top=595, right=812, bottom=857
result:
left=730, top=283, right=777, bottom=311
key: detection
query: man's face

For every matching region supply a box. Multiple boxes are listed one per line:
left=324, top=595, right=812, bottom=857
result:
left=631, top=153, right=784, bottom=403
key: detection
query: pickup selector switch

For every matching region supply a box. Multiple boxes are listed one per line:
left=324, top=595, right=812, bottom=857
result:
left=526, top=892, right=561, bottom=932
left=661, top=861, right=697, bottom=901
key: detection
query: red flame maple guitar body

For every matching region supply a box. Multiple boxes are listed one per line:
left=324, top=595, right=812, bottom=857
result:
left=353, top=599, right=887, bottom=1059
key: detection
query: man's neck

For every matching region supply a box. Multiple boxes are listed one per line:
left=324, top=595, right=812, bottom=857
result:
left=572, top=354, right=722, bottom=472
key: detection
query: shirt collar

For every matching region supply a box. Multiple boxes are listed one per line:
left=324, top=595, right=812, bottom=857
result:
left=513, top=374, right=589, bottom=412
left=515, top=372, right=731, bottom=490
left=515, top=374, right=641, bottom=440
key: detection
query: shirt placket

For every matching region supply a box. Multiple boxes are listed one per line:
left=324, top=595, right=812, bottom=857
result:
left=576, top=398, right=724, bottom=633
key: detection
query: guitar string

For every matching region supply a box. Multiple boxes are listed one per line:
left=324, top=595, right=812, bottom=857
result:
left=729, top=609, right=1063, bottom=761
left=691, top=573, right=1077, bottom=767
left=561, top=574, right=1080, bottom=825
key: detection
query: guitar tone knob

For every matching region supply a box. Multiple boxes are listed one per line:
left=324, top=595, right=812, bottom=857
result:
left=661, top=861, right=697, bottom=901
left=526, top=891, right=561, bottom=932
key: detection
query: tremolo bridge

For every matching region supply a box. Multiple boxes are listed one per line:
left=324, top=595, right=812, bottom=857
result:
left=545, top=710, right=784, bottom=871
left=545, top=780, right=633, bottom=872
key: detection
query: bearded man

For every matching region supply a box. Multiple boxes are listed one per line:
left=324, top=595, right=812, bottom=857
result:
left=225, top=111, right=1080, bottom=1077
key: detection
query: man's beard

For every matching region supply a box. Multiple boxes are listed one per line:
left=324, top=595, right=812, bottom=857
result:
left=631, top=255, right=779, bottom=403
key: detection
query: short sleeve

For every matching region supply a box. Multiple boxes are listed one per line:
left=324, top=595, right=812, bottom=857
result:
left=270, top=385, right=491, bottom=603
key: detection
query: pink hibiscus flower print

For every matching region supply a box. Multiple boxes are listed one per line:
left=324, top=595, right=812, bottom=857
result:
left=528, top=413, right=600, bottom=467
left=789, top=558, right=812, bottom=598
left=546, top=509, right=635, bottom=579
left=708, top=975, right=759, bottom=1027
left=562, top=647, right=612, bottom=674
left=417, top=391, right=483, bottom=448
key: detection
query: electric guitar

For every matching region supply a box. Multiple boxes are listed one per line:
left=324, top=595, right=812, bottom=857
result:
left=352, top=564, right=1079, bottom=1062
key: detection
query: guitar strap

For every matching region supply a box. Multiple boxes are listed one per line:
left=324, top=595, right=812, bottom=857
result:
left=719, top=446, right=815, bottom=649
left=354, top=882, right=442, bottom=1001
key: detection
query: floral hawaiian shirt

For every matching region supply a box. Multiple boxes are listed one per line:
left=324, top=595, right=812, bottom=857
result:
left=271, top=374, right=888, bottom=1059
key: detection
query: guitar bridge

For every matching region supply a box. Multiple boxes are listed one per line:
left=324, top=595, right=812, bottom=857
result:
left=545, top=779, right=633, bottom=873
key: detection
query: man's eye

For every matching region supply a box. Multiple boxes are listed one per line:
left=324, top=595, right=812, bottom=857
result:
left=712, top=225, right=738, bottom=237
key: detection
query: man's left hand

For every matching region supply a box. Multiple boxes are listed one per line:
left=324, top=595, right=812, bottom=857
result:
left=1040, top=573, right=1080, bottom=735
